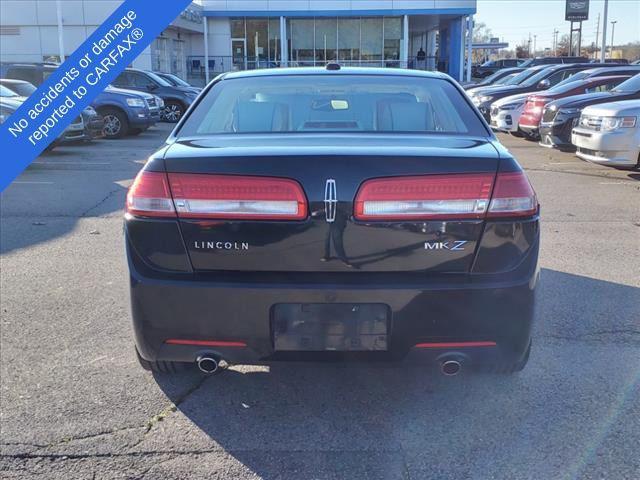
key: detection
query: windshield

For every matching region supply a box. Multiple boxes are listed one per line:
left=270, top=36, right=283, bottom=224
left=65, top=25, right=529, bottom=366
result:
left=611, top=74, right=640, bottom=93
left=521, top=67, right=559, bottom=87
left=164, top=73, right=190, bottom=87
left=519, top=59, right=534, bottom=67
left=484, top=69, right=513, bottom=83
left=495, top=73, right=517, bottom=85
left=481, top=60, right=496, bottom=67
left=504, top=68, right=540, bottom=85
left=178, top=74, right=487, bottom=137
left=554, top=71, right=589, bottom=88
left=145, top=71, right=172, bottom=87
left=4, top=82, right=36, bottom=97
left=0, top=85, right=18, bottom=97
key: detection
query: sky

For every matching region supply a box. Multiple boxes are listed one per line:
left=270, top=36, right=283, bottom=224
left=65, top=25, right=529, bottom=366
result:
left=475, top=0, right=640, bottom=51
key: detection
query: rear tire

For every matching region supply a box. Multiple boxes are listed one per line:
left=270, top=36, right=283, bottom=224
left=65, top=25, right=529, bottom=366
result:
left=477, top=340, right=531, bottom=374
left=135, top=347, right=189, bottom=373
left=100, top=107, right=128, bottom=139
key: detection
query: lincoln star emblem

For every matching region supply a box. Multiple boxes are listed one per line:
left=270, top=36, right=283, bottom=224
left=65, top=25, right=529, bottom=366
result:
left=324, top=179, right=337, bottom=223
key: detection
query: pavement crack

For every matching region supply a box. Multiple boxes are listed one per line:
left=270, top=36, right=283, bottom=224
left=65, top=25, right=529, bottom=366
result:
left=80, top=187, right=123, bottom=217
left=128, top=375, right=211, bottom=450
left=541, top=328, right=640, bottom=344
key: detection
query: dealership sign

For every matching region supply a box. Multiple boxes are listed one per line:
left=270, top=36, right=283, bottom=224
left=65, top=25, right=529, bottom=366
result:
left=566, top=0, right=589, bottom=21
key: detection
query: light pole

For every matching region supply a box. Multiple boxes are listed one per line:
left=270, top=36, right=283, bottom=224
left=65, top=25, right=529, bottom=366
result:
left=610, top=20, right=617, bottom=58
left=55, top=0, right=65, bottom=63
left=533, top=35, right=537, bottom=56
left=553, top=29, right=559, bottom=56
left=600, top=0, right=608, bottom=62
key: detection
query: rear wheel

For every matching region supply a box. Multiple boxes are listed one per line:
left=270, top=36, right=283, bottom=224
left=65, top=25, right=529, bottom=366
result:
left=100, top=108, right=128, bottom=139
left=135, top=347, right=189, bottom=373
left=476, top=340, right=531, bottom=374
left=162, top=101, right=184, bottom=123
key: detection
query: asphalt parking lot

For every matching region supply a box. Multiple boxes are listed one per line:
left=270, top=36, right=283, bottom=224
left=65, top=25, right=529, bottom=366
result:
left=1, top=123, right=639, bottom=480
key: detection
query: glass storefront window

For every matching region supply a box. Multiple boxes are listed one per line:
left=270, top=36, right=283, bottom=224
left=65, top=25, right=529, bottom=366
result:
left=338, top=18, right=360, bottom=62
left=268, top=18, right=280, bottom=63
left=314, top=18, right=337, bottom=65
left=384, top=17, right=402, bottom=66
left=289, top=18, right=315, bottom=66
left=361, top=18, right=383, bottom=64
left=246, top=18, right=268, bottom=69
left=231, top=18, right=245, bottom=38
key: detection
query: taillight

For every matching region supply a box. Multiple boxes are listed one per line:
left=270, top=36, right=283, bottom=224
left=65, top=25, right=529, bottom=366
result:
left=354, top=173, right=494, bottom=221
left=126, top=170, right=176, bottom=217
left=487, top=172, right=538, bottom=217
left=167, top=174, right=307, bottom=220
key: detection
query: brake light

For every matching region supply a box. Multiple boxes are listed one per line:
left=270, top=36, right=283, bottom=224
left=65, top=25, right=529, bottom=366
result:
left=126, top=170, right=176, bottom=217
left=487, top=172, right=538, bottom=217
left=354, top=173, right=494, bottom=221
left=167, top=174, right=307, bottom=220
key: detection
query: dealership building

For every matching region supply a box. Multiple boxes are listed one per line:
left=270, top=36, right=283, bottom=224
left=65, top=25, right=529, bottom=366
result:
left=0, top=1, right=476, bottom=84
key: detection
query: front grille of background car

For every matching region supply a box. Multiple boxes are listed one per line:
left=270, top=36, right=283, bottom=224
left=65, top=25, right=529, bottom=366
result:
left=579, top=115, right=602, bottom=131
left=146, top=98, right=157, bottom=109
left=542, top=107, right=557, bottom=123
left=578, top=147, right=598, bottom=156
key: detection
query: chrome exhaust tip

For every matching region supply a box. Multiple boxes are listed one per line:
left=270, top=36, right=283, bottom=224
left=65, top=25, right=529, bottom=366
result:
left=196, top=355, right=220, bottom=374
left=441, top=359, right=462, bottom=376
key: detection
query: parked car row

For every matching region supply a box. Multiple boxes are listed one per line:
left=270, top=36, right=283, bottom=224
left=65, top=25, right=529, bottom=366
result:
left=0, top=62, right=201, bottom=148
left=466, top=63, right=640, bottom=170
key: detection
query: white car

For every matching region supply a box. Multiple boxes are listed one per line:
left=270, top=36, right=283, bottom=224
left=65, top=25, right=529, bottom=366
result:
left=572, top=99, right=640, bottom=169
left=489, top=93, right=529, bottom=135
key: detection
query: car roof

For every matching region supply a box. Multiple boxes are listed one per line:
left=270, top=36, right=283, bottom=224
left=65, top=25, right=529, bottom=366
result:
left=0, top=97, right=24, bottom=108
left=220, top=66, right=449, bottom=81
left=581, top=65, right=640, bottom=74
left=0, top=78, right=32, bottom=85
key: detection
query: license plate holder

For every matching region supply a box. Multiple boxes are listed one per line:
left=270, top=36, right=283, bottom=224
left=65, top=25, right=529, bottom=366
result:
left=272, top=303, right=389, bottom=352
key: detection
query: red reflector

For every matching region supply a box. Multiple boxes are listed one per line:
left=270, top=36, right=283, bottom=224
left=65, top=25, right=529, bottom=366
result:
left=414, top=341, right=497, bottom=348
left=126, top=170, right=176, bottom=217
left=354, top=173, right=494, bottom=220
left=165, top=339, right=247, bottom=347
left=487, top=171, right=538, bottom=217
left=167, top=174, right=307, bottom=220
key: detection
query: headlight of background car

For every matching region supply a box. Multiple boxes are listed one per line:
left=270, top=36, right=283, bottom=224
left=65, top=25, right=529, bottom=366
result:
left=126, top=98, right=146, bottom=107
left=601, top=116, right=637, bottom=131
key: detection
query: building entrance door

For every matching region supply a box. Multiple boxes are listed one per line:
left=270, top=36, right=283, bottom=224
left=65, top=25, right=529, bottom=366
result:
left=231, top=39, right=247, bottom=70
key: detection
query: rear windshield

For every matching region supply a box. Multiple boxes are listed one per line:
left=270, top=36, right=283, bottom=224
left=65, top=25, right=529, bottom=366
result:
left=178, top=74, right=488, bottom=137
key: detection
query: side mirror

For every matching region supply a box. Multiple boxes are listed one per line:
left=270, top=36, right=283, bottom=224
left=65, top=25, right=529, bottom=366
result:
left=537, top=79, right=551, bottom=90
left=147, top=83, right=158, bottom=91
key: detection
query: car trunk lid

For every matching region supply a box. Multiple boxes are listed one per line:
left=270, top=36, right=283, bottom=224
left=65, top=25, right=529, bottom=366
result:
left=160, top=134, right=503, bottom=273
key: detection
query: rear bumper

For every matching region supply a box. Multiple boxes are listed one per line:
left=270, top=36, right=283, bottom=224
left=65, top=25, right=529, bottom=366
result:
left=129, top=240, right=539, bottom=367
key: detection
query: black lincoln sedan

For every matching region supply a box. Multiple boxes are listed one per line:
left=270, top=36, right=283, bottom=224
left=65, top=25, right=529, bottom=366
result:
left=126, top=67, right=540, bottom=376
